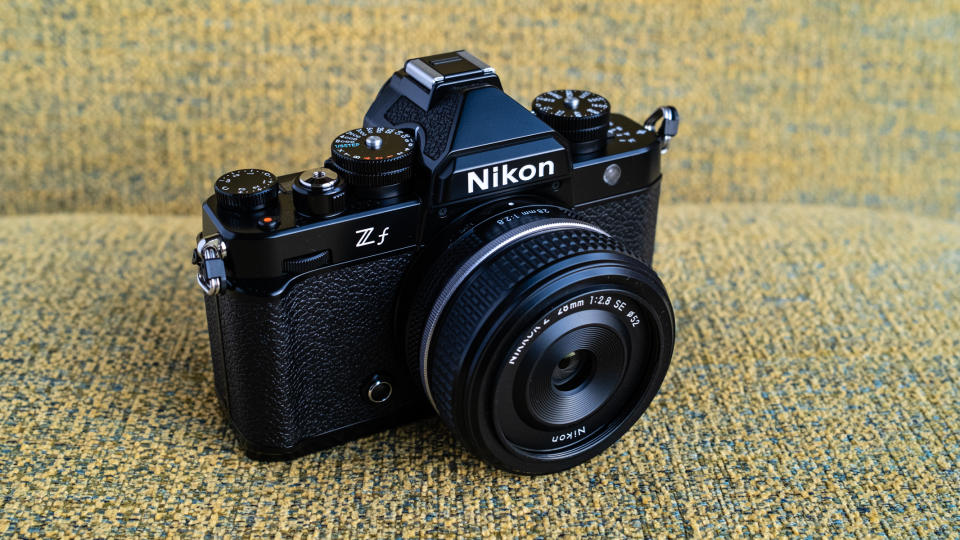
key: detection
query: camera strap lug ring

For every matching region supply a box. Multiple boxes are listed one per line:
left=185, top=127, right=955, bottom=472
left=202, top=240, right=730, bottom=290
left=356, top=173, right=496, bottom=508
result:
left=643, top=106, right=679, bottom=154
left=194, top=235, right=228, bottom=296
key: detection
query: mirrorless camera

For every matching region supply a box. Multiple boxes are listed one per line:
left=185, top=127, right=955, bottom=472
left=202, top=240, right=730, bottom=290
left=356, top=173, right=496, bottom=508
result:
left=193, top=51, right=679, bottom=474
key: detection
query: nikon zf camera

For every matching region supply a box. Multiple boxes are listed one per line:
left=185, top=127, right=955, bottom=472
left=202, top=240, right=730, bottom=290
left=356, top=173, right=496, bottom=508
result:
left=193, top=51, right=679, bottom=474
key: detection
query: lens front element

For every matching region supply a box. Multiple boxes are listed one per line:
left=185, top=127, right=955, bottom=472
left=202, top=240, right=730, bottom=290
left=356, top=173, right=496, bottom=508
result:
left=552, top=349, right=596, bottom=392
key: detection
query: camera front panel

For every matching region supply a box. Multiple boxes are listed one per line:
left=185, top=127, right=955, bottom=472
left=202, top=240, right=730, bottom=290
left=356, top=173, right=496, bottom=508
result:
left=205, top=251, right=430, bottom=458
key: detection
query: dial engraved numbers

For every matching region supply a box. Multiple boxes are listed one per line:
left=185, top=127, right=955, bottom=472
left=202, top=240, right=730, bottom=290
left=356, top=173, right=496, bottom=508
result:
left=533, top=90, right=610, bottom=119
left=332, top=127, right=414, bottom=161
left=215, top=169, right=276, bottom=194
left=213, top=169, right=279, bottom=211
left=532, top=90, right=611, bottom=152
left=330, top=126, right=416, bottom=191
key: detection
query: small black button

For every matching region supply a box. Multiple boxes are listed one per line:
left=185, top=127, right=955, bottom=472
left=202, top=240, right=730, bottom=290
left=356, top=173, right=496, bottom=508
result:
left=282, top=250, right=330, bottom=274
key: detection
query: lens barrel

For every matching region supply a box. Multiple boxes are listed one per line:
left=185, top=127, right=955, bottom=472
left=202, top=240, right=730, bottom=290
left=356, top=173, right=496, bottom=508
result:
left=403, top=203, right=674, bottom=474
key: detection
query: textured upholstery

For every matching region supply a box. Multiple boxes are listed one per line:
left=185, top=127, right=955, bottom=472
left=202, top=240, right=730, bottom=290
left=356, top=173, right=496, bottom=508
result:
left=2, top=207, right=958, bottom=536
left=1, top=1, right=957, bottom=219
left=1, top=0, right=958, bottom=536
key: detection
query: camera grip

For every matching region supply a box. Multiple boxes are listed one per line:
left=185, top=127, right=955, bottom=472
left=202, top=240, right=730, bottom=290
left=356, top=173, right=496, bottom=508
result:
left=204, top=252, right=425, bottom=456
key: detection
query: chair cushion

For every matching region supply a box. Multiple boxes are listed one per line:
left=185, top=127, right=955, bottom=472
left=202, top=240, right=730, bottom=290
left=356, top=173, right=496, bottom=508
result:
left=1, top=204, right=957, bottom=536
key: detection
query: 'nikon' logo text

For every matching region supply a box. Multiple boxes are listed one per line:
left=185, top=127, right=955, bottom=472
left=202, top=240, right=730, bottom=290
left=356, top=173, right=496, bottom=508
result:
left=552, top=426, right=587, bottom=444
left=466, top=160, right=555, bottom=194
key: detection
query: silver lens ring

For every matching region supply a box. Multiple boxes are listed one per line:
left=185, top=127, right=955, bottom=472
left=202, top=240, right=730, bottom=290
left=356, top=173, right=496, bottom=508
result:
left=419, top=218, right=611, bottom=412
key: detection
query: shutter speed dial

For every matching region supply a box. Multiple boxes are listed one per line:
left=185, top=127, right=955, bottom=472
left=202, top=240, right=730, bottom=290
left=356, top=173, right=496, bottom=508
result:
left=214, top=169, right=279, bottom=212
left=330, top=127, right=416, bottom=197
left=533, top=90, right=611, bottom=154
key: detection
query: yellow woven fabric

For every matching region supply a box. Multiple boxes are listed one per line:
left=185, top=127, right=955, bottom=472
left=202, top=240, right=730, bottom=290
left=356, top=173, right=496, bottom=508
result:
left=0, top=206, right=957, bottom=536
left=1, top=1, right=957, bottom=218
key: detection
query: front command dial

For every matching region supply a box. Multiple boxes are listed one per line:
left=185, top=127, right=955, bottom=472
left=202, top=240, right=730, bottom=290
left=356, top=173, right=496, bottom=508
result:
left=214, top=168, right=279, bottom=212
left=330, top=127, right=415, bottom=190
left=533, top=90, right=611, bottom=153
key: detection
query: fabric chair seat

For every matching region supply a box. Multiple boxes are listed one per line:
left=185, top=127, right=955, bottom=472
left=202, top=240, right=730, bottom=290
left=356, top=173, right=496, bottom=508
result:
left=2, top=203, right=956, bottom=536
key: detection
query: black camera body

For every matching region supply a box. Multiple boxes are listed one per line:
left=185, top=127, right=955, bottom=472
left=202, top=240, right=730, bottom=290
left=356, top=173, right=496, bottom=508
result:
left=195, top=51, right=679, bottom=474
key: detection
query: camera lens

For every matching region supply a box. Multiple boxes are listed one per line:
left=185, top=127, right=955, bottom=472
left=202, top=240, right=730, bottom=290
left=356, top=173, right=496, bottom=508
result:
left=402, top=203, right=674, bottom=475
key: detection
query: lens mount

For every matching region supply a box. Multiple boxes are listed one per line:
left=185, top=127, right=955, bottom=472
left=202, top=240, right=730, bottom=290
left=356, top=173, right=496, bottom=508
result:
left=402, top=202, right=674, bottom=475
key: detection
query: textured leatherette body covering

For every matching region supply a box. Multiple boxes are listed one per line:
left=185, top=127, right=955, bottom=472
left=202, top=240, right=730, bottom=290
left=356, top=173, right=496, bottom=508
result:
left=577, top=179, right=661, bottom=266
left=205, top=251, right=424, bottom=454
left=384, top=94, right=462, bottom=160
